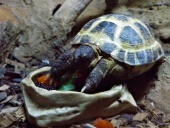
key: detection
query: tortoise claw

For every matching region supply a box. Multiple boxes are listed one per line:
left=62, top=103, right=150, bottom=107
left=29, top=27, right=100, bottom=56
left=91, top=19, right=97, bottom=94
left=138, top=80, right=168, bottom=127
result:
left=81, top=86, right=87, bottom=93
left=81, top=84, right=95, bottom=93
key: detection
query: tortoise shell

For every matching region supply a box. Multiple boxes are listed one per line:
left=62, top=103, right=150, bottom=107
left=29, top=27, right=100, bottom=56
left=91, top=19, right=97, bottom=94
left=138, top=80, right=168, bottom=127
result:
left=71, top=14, right=164, bottom=66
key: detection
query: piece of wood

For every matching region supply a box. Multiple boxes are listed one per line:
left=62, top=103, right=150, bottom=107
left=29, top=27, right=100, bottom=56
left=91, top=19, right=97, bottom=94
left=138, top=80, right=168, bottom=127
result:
left=54, top=0, right=93, bottom=25
left=133, top=112, right=149, bottom=122
left=53, top=0, right=93, bottom=54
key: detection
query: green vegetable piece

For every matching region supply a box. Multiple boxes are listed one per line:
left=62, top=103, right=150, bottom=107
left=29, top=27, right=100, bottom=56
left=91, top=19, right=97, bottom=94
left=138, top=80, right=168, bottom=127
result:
left=58, top=83, right=75, bottom=91
left=58, top=74, right=76, bottom=91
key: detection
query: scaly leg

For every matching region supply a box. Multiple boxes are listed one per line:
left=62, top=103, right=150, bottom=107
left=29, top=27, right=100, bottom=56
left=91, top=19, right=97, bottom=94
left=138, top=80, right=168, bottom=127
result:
left=81, top=58, right=114, bottom=93
left=49, top=49, right=74, bottom=86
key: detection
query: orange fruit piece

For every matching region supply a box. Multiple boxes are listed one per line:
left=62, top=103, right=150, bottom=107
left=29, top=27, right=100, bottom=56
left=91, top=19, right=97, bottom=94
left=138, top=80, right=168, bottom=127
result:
left=93, top=118, right=114, bottom=128
left=37, top=74, right=51, bottom=86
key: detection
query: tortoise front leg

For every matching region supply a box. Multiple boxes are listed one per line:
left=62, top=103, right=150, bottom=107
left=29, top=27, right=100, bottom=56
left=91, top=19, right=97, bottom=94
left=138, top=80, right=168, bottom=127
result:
left=49, top=49, right=74, bottom=86
left=81, top=58, right=114, bottom=93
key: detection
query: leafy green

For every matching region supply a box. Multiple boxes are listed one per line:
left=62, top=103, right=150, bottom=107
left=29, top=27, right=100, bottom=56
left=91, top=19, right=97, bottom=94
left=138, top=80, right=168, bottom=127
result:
left=57, top=74, right=77, bottom=91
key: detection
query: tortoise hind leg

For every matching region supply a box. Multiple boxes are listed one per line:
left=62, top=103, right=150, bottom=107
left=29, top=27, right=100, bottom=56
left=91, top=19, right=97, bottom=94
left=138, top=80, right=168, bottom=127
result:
left=81, top=58, right=114, bottom=93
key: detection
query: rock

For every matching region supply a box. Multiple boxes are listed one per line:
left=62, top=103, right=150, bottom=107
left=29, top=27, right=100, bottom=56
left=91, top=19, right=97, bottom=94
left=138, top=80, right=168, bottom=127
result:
left=154, top=109, right=165, bottom=116
left=0, top=104, right=4, bottom=110
left=147, top=56, right=170, bottom=113
left=131, top=121, right=140, bottom=127
left=162, top=115, right=170, bottom=123
left=0, top=67, right=6, bottom=78
left=120, top=114, right=133, bottom=124
left=8, top=100, right=22, bottom=107
left=111, top=118, right=128, bottom=127
left=151, top=116, right=163, bottom=125
left=0, top=92, right=7, bottom=102
left=10, top=85, right=22, bottom=93
left=0, top=85, right=10, bottom=91
left=147, top=120, right=157, bottom=127
left=5, top=71, right=22, bottom=79
left=0, top=95, right=15, bottom=104
left=12, top=78, right=22, bottom=83
left=144, top=100, right=156, bottom=112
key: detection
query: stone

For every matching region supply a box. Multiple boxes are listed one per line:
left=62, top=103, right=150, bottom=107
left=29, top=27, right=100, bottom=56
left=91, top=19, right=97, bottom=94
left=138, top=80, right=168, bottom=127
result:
left=120, top=114, right=133, bottom=124
left=131, top=121, right=140, bottom=127
left=0, top=67, right=6, bottom=78
left=0, top=85, right=10, bottom=91
left=162, top=115, right=170, bottom=123
left=111, top=118, right=127, bottom=127
left=147, top=120, right=157, bottom=128
left=147, top=56, right=170, bottom=113
left=0, top=92, right=7, bottom=102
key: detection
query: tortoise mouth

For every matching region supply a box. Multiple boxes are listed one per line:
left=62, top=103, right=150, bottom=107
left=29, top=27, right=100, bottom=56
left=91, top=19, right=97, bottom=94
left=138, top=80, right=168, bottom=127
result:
left=73, top=45, right=96, bottom=69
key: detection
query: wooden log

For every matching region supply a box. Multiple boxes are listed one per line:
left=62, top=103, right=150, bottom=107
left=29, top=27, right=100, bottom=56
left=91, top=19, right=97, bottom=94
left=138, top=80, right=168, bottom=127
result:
left=52, top=0, right=93, bottom=55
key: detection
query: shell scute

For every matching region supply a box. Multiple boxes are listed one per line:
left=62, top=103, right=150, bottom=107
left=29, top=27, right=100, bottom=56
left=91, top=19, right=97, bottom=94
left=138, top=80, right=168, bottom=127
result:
left=117, top=50, right=125, bottom=62
left=119, top=26, right=143, bottom=47
left=153, top=50, right=158, bottom=60
left=113, top=14, right=129, bottom=21
left=79, top=35, right=91, bottom=44
left=103, top=22, right=117, bottom=41
left=127, top=52, right=135, bottom=65
left=91, top=21, right=107, bottom=33
left=135, top=22, right=151, bottom=42
left=136, top=51, right=145, bottom=64
left=73, top=35, right=81, bottom=43
left=101, top=42, right=117, bottom=54
left=146, top=49, right=153, bottom=63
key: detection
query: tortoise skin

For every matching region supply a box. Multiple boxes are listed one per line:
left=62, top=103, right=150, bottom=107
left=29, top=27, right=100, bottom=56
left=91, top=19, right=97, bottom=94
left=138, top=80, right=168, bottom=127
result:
left=71, top=14, right=164, bottom=66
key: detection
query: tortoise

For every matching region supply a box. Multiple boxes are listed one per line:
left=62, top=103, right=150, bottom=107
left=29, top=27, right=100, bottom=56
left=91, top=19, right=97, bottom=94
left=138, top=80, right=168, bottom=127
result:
left=49, top=14, right=164, bottom=93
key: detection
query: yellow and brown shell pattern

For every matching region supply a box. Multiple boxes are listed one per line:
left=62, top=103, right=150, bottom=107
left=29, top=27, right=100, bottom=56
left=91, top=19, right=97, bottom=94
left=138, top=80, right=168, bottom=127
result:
left=71, top=14, right=164, bottom=66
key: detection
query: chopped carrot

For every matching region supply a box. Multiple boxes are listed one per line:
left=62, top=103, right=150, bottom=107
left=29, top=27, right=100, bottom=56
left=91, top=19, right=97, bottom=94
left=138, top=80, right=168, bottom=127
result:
left=93, top=118, right=114, bottom=128
left=37, top=74, right=51, bottom=86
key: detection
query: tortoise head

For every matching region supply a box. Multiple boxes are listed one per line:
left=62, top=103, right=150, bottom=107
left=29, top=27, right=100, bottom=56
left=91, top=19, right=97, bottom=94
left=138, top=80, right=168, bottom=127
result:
left=73, top=45, right=97, bottom=69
